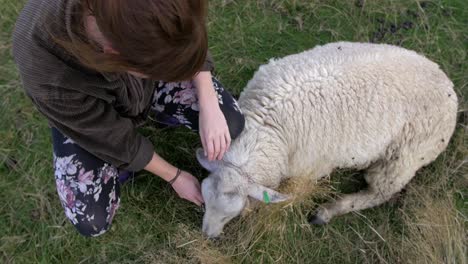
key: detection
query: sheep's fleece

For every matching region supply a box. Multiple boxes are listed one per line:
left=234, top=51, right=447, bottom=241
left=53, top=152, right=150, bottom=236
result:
left=197, top=42, right=458, bottom=238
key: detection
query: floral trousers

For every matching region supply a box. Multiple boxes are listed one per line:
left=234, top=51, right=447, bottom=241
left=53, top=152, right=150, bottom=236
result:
left=52, top=77, right=244, bottom=237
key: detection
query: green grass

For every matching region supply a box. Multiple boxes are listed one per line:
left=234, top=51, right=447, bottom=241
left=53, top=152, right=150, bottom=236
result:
left=1, top=0, right=467, bottom=263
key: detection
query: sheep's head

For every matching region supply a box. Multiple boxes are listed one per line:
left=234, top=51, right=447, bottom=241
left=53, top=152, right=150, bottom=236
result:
left=196, top=149, right=289, bottom=238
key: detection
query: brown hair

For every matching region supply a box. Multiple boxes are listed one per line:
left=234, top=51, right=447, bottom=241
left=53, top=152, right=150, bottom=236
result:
left=54, top=0, right=208, bottom=81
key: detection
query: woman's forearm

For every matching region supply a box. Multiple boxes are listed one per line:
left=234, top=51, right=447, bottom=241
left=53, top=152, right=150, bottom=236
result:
left=194, top=71, right=219, bottom=111
left=145, top=72, right=219, bottom=180
left=144, top=152, right=178, bottom=182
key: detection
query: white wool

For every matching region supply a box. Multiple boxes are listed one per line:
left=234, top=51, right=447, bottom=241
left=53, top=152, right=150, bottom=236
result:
left=199, top=42, right=458, bottom=237
left=232, top=41, right=457, bottom=186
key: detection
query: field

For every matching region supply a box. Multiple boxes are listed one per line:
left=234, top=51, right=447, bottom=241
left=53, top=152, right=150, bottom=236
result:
left=1, top=0, right=467, bottom=263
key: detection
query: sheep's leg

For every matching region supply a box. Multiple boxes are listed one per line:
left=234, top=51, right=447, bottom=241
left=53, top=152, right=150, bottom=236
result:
left=310, top=159, right=417, bottom=224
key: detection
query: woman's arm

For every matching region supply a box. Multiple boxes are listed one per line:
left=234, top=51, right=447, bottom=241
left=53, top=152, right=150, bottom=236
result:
left=194, top=71, right=218, bottom=107
left=144, top=152, right=204, bottom=206
left=144, top=152, right=179, bottom=182
left=194, top=71, right=231, bottom=161
left=33, top=89, right=203, bottom=206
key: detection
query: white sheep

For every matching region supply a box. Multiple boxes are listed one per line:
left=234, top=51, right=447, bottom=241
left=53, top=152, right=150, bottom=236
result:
left=197, top=42, right=458, bottom=238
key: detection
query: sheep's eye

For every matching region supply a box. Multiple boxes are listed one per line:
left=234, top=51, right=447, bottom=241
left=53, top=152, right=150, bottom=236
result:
left=223, top=191, right=238, bottom=199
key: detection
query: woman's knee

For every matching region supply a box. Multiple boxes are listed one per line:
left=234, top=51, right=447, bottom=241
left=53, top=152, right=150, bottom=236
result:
left=54, top=155, right=121, bottom=237
left=73, top=217, right=112, bottom=237
left=60, top=194, right=120, bottom=237
left=62, top=201, right=119, bottom=237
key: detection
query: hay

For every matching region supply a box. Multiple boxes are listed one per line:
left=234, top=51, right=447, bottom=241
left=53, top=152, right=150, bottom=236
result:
left=398, top=187, right=467, bottom=264
left=189, top=176, right=331, bottom=263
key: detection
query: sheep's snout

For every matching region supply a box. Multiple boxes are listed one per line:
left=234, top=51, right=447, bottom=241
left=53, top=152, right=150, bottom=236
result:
left=202, top=218, right=224, bottom=239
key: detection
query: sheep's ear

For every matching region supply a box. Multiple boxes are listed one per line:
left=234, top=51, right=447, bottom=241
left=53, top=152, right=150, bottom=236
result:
left=247, top=184, right=290, bottom=204
left=196, top=148, right=222, bottom=172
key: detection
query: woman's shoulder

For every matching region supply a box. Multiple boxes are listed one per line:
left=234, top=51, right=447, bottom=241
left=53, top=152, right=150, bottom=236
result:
left=12, top=0, right=64, bottom=73
left=12, top=1, right=112, bottom=100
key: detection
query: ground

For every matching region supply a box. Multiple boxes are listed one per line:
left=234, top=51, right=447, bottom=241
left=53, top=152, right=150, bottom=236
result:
left=0, top=0, right=466, bottom=263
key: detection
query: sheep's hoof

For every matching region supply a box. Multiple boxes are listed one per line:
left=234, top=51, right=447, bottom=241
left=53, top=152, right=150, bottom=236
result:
left=309, top=215, right=327, bottom=225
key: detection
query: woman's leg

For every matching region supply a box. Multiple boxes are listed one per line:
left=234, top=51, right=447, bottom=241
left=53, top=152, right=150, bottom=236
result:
left=151, top=77, right=245, bottom=139
left=52, top=127, right=121, bottom=237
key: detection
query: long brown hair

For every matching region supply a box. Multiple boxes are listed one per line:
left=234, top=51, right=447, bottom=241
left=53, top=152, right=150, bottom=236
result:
left=54, top=0, right=208, bottom=81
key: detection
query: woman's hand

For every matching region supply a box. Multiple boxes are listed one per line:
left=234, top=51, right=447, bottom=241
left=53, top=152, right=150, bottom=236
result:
left=199, top=105, right=231, bottom=161
left=194, top=71, right=231, bottom=161
left=171, top=171, right=204, bottom=206
left=144, top=153, right=204, bottom=206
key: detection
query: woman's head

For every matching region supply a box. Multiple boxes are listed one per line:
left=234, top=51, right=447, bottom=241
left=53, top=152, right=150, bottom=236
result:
left=56, top=0, right=208, bottom=81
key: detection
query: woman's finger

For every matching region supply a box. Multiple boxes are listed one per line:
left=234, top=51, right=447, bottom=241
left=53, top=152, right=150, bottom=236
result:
left=218, top=135, right=226, bottom=160
left=212, top=136, right=220, bottom=161
left=207, top=138, right=215, bottom=161
left=225, top=132, right=231, bottom=152
left=196, top=193, right=204, bottom=205
left=191, top=197, right=202, bottom=206
left=196, top=184, right=204, bottom=203
left=200, top=132, right=207, bottom=156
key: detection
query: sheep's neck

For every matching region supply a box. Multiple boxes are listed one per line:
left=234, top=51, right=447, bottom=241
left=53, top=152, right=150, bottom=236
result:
left=227, top=127, right=288, bottom=188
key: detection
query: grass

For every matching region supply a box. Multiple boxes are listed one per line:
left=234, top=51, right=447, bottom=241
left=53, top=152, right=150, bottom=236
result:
left=1, top=0, right=467, bottom=263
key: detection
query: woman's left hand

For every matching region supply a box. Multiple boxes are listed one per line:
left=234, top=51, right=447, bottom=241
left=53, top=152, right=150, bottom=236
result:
left=194, top=71, right=231, bottom=161
left=199, top=104, right=231, bottom=161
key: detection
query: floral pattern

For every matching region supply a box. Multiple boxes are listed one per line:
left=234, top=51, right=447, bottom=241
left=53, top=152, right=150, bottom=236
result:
left=151, top=77, right=242, bottom=129
left=53, top=132, right=120, bottom=237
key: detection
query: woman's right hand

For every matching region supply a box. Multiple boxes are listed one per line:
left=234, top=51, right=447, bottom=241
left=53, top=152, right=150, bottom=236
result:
left=143, top=152, right=204, bottom=206
left=171, top=171, right=204, bottom=206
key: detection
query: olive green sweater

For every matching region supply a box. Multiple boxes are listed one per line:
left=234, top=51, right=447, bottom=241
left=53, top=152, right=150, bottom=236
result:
left=12, top=0, right=214, bottom=171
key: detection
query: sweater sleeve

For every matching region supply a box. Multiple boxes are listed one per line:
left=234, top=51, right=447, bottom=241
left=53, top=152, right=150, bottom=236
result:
left=34, top=86, right=154, bottom=171
left=201, top=50, right=215, bottom=72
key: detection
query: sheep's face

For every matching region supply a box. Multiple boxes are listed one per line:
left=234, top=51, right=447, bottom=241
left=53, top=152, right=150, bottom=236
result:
left=201, top=174, right=247, bottom=238
left=197, top=149, right=290, bottom=238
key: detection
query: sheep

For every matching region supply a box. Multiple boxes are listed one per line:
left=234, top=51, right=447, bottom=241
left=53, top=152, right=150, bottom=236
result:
left=197, top=42, right=458, bottom=238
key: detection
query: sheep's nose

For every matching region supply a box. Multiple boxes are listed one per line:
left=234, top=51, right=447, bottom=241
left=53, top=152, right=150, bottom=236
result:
left=209, top=236, right=222, bottom=244
left=202, top=230, right=223, bottom=243
left=202, top=225, right=221, bottom=241
left=202, top=224, right=210, bottom=237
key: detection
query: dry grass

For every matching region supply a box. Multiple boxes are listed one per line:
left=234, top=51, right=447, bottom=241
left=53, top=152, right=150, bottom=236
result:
left=187, top=177, right=330, bottom=263
left=176, top=179, right=467, bottom=264
left=399, top=188, right=466, bottom=264
left=396, top=126, right=468, bottom=264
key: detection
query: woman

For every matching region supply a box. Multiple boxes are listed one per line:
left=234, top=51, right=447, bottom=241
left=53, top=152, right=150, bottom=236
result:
left=12, top=0, right=245, bottom=237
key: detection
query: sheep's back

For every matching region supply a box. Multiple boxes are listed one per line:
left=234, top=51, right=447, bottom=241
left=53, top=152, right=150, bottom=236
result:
left=238, top=42, right=458, bottom=173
